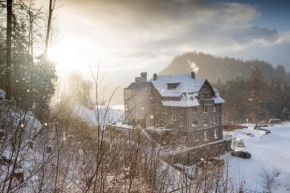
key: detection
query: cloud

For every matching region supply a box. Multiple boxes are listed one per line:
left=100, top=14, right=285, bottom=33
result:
left=46, top=0, right=290, bottom=85
left=233, top=26, right=278, bottom=43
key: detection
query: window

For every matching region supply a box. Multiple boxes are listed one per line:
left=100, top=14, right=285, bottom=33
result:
left=204, top=131, right=208, bottom=141
left=192, top=107, right=197, bottom=113
left=203, top=106, right=208, bottom=113
left=214, top=117, right=218, bottom=124
left=180, top=121, right=184, bottom=127
left=214, top=105, right=217, bottom=112
left=191, top=120, right=198, bottom=127
left=214, top=129, right=218, bottom=139
left=168, top=85, right=175, bottom=90
left=204, top=119, right=208, bottom=126
left=202, top=93, right=210, bottom=99
left=167, top=83, right=180, bottom=90
left=171, top=114, right=176, bottom=121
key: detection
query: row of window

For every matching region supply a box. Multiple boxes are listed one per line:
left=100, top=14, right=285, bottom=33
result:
left=203, top=106, right=217, bottom=113
left=162, top=97, right=180, bottom=101
left=164, top=105, right=218, bottom=114
left=173, top=116, right=219, bottom=126
left=191, top=117, right=218, bottom=126
left=165, top=107, right=183, bottom=113
left=194, top=129, right=219, bottom=142
left=204, top=129, right=219, bottom=140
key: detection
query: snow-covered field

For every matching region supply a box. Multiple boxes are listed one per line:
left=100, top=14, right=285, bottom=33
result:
left=223, top=124, right=290, bottom=192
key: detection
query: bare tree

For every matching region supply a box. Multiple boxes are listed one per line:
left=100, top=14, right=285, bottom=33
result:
left=44, top=0, right=54, bottom=55
left=27, top=0, right=43, bottom=58
left=5, top=0, right=12, bottom=100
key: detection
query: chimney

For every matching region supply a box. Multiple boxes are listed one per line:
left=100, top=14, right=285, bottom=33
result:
left=153, top=73, right=157, bottom=81
left=191, top=71, right=195, bottom=79
left=141, top=72, right=147, bottom=81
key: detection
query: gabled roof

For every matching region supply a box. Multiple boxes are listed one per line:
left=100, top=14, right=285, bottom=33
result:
left=149, top=74, right=206, bottom=97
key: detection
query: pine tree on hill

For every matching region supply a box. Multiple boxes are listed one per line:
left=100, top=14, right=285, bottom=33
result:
left=159, top=51, right=289, bottom=84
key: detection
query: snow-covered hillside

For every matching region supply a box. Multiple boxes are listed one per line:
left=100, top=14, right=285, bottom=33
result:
left=224, top=124, right=290, bottom=192
left=0, top=89, right=46, bottom=192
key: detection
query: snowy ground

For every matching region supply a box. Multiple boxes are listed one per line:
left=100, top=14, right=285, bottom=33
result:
left=223, top=124, right=290, bottom=192
left=73, top=102, right=290, bottom=192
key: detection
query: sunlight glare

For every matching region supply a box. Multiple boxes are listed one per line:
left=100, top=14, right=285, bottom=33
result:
left=47, top=37, right=85, bottom=76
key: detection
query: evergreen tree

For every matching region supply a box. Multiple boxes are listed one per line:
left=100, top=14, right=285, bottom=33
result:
left=0, top=1, right=57, bottom=121
left=32, top=56, right=57, bottom=121
left=159, top=51, right=290, bottom=84
left=245, top=68, right=268, bottom=123
left=281, top=108, right=290, bottom=121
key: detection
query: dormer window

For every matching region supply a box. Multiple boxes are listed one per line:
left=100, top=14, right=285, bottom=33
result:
left=167, top=82, right=180, bottom=90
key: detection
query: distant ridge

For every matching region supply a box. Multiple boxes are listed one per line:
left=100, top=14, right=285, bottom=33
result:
left=159, top=51, right=289, bottom=83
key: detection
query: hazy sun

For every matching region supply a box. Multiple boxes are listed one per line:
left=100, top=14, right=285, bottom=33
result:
left=47, top=37, right=85, bottom=75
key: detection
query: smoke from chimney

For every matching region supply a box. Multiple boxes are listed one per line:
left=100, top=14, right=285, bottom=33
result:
left=189, top=61, right=199, bottom=73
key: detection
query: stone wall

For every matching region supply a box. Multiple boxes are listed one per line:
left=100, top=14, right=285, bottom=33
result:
left=162, top=139, right=232, bottom=165
left=124, top=82, right=152, bottom=124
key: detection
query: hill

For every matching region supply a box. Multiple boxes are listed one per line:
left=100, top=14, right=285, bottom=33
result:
left=159, top=51, right=289, bottom=83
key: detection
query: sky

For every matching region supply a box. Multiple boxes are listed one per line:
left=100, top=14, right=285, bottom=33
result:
left=39, top=0, right=290, bottom=86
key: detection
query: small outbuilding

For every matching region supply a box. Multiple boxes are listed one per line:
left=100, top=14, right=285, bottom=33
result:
left=237, top=140, right=245, bottom=147
left=268, top=119, right=281, bottom=125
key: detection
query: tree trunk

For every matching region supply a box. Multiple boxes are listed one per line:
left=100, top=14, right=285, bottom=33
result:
left=5, top=0, right=13, bottom=100
left=44, top=0, right=53, bottom=55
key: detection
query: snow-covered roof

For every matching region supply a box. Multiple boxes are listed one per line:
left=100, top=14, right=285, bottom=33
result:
left=268, top=119, right=281, bottom=124
left=148, top=74, right=225, bottom=107
left=149, top=74, right=206, bottom=97
left=213, top=88, right=225, bottom=104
